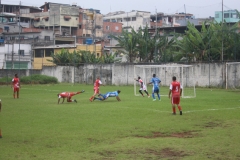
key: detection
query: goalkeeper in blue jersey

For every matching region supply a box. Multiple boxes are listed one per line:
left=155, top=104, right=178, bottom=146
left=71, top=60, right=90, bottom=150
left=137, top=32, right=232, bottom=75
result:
left=148, top=74, right=161, bottom=101
left=94, top=90, right=121, bottom=101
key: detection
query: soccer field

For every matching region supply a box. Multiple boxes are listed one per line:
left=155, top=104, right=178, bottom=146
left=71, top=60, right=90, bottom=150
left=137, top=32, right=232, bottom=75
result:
left=0, top=84, right=240, bottom=160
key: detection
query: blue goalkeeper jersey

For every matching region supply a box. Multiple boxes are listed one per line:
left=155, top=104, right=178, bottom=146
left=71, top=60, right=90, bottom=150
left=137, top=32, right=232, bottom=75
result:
left=102, top=91, right=119, bottom=99
left=150, top=77, right=161, bottom=89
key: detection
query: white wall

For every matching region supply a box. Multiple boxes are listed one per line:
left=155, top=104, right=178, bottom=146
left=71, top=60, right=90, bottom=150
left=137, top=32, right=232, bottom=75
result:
left=104, top=11, right=151, bottom=31
left=0, top=44, right=32, bottom=69
left=40, top=63, right=240, bottom=88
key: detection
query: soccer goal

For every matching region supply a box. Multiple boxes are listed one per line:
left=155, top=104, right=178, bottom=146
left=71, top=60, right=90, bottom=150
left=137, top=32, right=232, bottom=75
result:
left=226, top=62, right=240, bottom=89
left=133, top=64, right=196, bottom=98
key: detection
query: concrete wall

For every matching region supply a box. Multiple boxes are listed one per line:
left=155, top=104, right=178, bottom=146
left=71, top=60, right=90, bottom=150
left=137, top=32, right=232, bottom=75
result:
left=1, top=63, right=240, bottom=88
left=0, top=69, right=41, bottom=83
left=39, top=63, right=240, bottom=88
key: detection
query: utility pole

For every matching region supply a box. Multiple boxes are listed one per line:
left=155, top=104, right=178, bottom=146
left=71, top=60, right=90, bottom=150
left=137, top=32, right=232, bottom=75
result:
left=221, top=0, right=224, bottom=62
left=184, top=4, right=187, bottom=25
left=18, top=1, right=21, bottom=75
left=12, top=42, right=14, bottom=69
left=154, top=7, right=157, bottom=62
left=53, top=13, right=55, bottom=46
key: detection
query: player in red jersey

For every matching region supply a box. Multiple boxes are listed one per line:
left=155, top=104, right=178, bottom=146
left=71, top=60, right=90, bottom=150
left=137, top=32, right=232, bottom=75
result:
left=57, top=90, right=84, bottom=104
left=168, top=76, right=183, bottom=115
left=89, top=77, right=104, bottom=102
left=12, top=74, right=20, bottom=99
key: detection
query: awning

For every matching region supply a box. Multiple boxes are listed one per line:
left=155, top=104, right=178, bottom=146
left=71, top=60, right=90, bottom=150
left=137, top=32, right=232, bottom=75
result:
left=42, top=16, right=49, bottom=20
left=64, top=16, right=71, bottom=19
left=34, top=17, right=40, bottom=21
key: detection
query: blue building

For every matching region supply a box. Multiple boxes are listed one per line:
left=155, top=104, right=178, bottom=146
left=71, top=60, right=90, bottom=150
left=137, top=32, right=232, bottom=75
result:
left=215, top=10, right=240, bottom=23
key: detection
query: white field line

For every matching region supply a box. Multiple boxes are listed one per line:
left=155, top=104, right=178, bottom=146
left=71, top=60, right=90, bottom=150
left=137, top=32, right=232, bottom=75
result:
left=21, top=88, right=60, bottom=92
left=183, top=107, right=240, bottom=113
left=117, top=106, right=240, bottom=114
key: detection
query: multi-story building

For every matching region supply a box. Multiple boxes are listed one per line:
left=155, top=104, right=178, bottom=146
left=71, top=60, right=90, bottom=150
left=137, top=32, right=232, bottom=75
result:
left=79, top=8, right=103, bottom=44
left=103, top=10, right=151, bottom=31
left=0, top=30, right=54, bottom=69
left=215, top=10, right=240, bottom=23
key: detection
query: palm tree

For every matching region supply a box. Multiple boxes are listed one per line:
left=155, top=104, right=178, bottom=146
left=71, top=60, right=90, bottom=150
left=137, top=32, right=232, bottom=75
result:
left=111, top=28, right=139, bottom=63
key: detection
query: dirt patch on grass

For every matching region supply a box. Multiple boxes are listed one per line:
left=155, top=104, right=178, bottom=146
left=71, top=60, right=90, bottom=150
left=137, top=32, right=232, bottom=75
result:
left=160, top=148, right=189, bottom=158
left=99, top=148, right=189, bottom=159
left=205, top=122, right=222, bottom=128
left=136, top=131, right=198, bottom=138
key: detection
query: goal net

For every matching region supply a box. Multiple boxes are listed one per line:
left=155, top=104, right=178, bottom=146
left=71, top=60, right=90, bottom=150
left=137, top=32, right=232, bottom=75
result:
left=226, top=62, right=240, bottom=89
left=134, top=64, right=196, bottom=98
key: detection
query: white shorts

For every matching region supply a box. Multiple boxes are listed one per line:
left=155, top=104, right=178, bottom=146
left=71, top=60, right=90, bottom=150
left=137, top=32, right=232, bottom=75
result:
left=139, top=85, right=147, bottom=91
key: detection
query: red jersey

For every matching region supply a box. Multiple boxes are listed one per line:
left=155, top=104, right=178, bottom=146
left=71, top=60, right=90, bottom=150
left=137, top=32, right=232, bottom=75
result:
left=170, top=81, right=182, bottom=96
left=94, top=79, right=102, bottom=89
left=58, top=92, right=75, bottom=98
left=12, top=77, right=20, bottom=88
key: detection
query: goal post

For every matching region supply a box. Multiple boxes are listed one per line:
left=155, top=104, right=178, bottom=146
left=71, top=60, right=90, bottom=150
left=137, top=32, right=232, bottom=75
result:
left=226, top=62, right=240, bottom=89
left=133, top=65, right=196, bottom=98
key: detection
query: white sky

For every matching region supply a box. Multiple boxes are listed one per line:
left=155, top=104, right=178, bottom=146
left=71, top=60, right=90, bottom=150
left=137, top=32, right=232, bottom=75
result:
left=2, top=0, right=240, bottom=18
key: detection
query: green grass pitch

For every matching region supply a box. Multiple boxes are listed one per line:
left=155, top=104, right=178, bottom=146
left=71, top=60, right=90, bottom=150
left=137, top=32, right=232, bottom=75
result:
left=0, top=84, right=240, bottom=159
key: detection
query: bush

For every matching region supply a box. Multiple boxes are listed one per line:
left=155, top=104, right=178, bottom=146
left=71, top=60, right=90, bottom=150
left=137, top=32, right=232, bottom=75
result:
left=20, top=74, right=58, bottom=84
left=0, top=77, right=12, bottom=83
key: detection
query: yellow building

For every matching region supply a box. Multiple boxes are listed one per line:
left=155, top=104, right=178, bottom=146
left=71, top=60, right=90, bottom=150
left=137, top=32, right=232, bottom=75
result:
left=33, top=44, right=102, bottom=69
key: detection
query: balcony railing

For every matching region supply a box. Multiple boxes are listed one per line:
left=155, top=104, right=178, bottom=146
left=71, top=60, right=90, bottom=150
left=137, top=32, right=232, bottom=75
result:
left=5, top=54, right=33, bottom=62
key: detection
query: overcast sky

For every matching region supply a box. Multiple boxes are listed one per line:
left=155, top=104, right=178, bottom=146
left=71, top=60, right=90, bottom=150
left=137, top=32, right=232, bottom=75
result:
left=3, top=0, right=240, bottom=18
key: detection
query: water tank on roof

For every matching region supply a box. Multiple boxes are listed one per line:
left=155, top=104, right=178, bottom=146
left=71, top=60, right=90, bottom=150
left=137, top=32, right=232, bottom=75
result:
left=86, top=38, right=93, bottom=45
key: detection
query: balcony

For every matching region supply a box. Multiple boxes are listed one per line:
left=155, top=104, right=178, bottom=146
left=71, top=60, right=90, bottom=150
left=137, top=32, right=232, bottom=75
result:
left=5, top=54, right=33, bottom=62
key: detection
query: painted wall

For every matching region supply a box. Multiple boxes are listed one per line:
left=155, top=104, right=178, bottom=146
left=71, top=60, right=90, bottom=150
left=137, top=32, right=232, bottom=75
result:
left=104, top=11, right=151, bottom=31
left=0, top=44, right=32, bottom=69
left=38, top=63, right=240, bottom=88
left=0, top=63, right=239, bottom=88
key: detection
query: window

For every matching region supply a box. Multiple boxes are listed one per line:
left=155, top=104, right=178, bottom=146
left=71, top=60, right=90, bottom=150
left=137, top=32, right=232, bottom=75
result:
left=132, top=17, right=136, bottom=21
left=35, top=49, right=44, bottom=57
left=79, top=25, right=82, bottom=29
left=44, top=36, right=50, bottom=41
left=18, top=50, right=24, bottom=56
left=215, top=13, right=219, bottom=18
left=124, top=17, right=131, bottom=21
left=117, top=18, right=122, bottom=22
left=224, top=13, right=229, bottom=18
left=106, top=26, right=110, bottom=30
left=111, top=19, right=116, bottom=22
left=231, top=13, right=238, bottom=18
left=115, top=26, right=119, bottom=30
left=45, top=49, right=53, bottom=57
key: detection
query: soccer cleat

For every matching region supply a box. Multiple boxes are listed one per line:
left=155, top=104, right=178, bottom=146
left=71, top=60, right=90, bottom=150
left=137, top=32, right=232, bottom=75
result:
left=153, top=99, right=156, bottom=101
left=74, top=99, right=77, bottom=103
left=148, top=95, right=150, bottom=98
left=180, top=111, right=182, bottom=115
left=81, top=90, right=85, bottom=93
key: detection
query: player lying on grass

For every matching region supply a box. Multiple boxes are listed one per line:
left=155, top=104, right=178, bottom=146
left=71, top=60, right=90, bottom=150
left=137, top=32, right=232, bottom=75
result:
left=93, top=90, right=121, bottom=101
left=57, top=90, right=85, bottom=104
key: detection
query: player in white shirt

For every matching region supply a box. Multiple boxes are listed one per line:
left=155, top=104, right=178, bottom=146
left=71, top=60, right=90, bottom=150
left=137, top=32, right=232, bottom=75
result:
left=135, top=76, right=150, bottom=98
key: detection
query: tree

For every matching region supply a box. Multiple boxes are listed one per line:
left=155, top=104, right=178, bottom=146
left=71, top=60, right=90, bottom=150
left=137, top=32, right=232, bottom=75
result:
left=111, top=28, right=138, bottom=63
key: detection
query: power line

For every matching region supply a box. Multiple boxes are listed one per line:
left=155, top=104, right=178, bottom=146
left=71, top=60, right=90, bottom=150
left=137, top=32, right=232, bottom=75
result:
left=185, top=2, right=221, bottom=8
